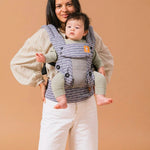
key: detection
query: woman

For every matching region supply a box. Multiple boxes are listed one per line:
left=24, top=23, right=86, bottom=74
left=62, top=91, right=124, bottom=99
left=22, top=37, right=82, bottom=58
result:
left=10, top=0, right=114, bottom=149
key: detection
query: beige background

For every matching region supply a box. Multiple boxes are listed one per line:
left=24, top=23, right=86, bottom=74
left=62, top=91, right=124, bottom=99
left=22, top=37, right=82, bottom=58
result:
left=0, top=0, right=150, bottom=150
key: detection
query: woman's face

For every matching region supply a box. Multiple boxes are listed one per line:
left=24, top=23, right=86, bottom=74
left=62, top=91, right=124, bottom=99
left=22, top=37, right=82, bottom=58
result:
left=55, top=0, right=75, bottom=23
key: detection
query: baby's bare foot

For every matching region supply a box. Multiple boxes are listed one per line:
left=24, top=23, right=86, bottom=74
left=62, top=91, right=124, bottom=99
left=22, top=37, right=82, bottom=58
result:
left=95, top=94, right=112, bottom=106
left=54, top=95, right=67, bottom=109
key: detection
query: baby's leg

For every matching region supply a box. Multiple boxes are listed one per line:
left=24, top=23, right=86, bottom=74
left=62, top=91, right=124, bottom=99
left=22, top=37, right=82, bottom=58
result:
left=51, top=73, right=67, bottom=109
left=54, top=95, right=67, bottom=109
left=95, top=95, right=112, bottom=106
left=93, top=71, right=112, bottom=106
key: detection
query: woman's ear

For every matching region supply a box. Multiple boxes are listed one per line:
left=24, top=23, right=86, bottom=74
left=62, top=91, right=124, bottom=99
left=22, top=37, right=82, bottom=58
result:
left=83, top=30, right=88, bottom=36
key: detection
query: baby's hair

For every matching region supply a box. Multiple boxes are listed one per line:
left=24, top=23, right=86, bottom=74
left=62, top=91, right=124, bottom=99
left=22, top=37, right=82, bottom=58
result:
left=65, top=12, right=90, bottom=31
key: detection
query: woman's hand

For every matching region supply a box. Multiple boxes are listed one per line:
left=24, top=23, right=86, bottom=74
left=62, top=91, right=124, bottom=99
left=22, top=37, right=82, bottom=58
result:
left=39, top=82, right=46, bottom=103
left=98, top=66, right=105, bottom=76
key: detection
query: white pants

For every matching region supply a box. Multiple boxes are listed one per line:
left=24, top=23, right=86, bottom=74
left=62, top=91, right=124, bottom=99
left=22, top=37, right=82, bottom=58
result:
left=38, top=95, right=98, bottom=150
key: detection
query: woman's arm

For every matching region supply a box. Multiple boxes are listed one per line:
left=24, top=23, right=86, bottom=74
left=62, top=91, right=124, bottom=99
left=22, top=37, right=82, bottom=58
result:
left=94, top=31, right=114, bottom=83
left=10, top=28, right=52, bottom=87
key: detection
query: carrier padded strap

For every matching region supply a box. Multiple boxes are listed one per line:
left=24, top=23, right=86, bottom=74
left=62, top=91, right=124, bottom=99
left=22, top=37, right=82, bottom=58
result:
left=41, top=24, right=65, bottom=53
left=42, top=24, right=95, bottom=51
left=86, top=26, right=95, bottom=49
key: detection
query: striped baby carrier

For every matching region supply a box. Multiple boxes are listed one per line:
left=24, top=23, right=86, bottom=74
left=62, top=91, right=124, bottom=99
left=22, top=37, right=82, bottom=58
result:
left=42, top=24, right=95, bottom=88
left=42, top=24, right=96, bottom=102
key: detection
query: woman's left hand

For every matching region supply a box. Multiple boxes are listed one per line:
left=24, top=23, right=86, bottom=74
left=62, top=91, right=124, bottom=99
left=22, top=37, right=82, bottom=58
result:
left=39, top=82, right=46, bottom=103
left=98, top=66, right=105, bottom=76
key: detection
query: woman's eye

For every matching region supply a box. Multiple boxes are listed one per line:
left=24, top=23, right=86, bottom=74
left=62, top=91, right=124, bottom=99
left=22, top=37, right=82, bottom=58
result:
left=67, top=3, right=73, bottom=7
left=56, top=5, right=61, bottom=8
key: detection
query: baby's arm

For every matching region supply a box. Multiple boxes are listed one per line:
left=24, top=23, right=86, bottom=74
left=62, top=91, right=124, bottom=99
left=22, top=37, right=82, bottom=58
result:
left=36, top=53, right=46, bottom=62
left=36, top=47, right=57, bottom=63
left=44, top=47, right=57, bottom=63
left=92, top=50, right=105, bottom=76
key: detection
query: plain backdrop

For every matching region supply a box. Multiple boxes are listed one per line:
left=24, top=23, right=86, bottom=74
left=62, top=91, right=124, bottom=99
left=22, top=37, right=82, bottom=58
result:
left=0, top=0, right=150, bottom=150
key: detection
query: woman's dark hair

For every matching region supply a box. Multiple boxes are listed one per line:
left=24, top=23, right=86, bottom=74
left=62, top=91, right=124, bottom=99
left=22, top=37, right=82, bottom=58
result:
left=46, top=0, right=81, bottom=28
left=65, top=12, right=90, bottom=31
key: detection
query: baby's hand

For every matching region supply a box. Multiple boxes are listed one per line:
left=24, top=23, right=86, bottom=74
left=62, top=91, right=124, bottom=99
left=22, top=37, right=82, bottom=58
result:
left=98, top=66, right=105, bottom=76
left=36, top=53, right=46, bottom=63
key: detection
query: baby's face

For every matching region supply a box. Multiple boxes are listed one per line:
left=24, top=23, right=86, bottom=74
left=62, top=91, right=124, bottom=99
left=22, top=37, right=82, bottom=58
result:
left=65, top=19, right=88, bottom=41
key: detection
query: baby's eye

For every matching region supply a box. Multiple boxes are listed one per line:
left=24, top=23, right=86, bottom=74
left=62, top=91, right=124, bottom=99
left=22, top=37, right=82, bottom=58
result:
left=75, top=26, right=80, bottom=29
left=67, top=25, right=71, bottom=28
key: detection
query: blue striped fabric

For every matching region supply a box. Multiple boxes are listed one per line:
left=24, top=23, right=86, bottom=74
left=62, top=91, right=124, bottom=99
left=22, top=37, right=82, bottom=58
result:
left=45, top=80, right=94, bottom=103
left=42, top=24, right=96, bottom=103
left=61, top=43, right=92, bottom=58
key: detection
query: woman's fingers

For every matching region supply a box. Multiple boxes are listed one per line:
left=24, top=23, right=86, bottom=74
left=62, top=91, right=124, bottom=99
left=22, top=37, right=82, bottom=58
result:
left=98, top=66, right=106, bottom=76
left=41, top=86, right=46, bottom=103
left=39, top=82, right=46, bottom=103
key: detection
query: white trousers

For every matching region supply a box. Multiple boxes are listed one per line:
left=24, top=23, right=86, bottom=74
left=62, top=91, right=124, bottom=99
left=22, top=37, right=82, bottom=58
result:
left=38, top=95, right=98, bottom=150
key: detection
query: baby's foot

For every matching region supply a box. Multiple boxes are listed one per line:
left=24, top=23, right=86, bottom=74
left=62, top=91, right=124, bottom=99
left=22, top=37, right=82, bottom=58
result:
left=54, top=95, right=67, bottom=109
left=95, top=94, right=112, bottom=106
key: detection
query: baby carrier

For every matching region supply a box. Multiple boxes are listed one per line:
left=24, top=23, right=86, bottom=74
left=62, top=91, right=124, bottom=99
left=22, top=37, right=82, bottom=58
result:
left=42, top=24, right=96, bottom=89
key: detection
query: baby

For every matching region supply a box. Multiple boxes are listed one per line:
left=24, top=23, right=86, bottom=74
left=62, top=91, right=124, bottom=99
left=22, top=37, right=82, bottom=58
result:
left=36, top=12, right=112, bottom=109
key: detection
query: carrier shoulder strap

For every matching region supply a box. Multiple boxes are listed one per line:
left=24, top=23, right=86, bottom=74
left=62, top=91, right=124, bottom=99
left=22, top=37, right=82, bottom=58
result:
left=86, top=26, right=96, bottom=50
left=42, top=24, right=95, bottom=51
left=41, top=24, right=65, bottom=53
